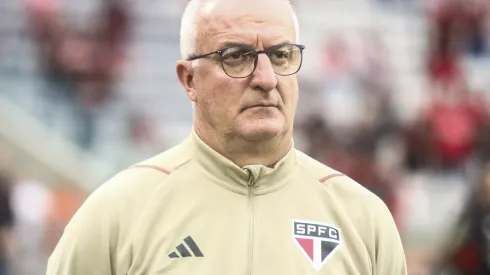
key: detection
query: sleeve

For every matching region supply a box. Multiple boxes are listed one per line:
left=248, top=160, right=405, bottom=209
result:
left=372, top=197, right=408, bottom=275
left=46, top=185, right=119, bottom=275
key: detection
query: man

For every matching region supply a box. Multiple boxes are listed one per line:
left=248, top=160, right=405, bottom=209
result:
left=25, top=0, right=130, bottom=149
left=46, top=0, right=407, bottom=274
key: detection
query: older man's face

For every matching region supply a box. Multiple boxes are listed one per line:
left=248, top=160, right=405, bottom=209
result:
left=192, top=0, right=299, bottom=142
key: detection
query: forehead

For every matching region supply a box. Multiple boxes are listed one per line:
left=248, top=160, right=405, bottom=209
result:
left=197, top=2, right=296, bottom=51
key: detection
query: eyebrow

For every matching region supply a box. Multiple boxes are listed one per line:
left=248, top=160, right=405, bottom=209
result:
left=218, top=41, right=294, bottom=50
left=219, top=42, right=255, bottom=49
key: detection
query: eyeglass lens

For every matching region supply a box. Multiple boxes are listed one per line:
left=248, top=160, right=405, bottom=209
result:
left=220, top=44, right=302, bottom=78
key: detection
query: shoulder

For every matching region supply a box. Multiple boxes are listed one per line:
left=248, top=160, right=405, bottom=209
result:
left=80, top=142, right=192, bottom=215
left=111, top=142, right=190, bottom=191
left=294, top=149, right=400, bottom=258
left=58, top=142, right=193, bottom=250
left=294, top=149, right=389, bottom=215
left=46, top=145, right=193, bottom=273
left=128, top=140, right=192, bottom=176
left=294, top=149, right=345, bottom=182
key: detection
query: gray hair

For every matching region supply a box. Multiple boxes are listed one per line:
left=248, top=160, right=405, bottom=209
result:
left=179, top=0, right=300, bottom=60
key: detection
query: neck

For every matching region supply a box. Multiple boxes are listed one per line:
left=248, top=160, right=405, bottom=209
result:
left=193, top=122, right=292, bottom=168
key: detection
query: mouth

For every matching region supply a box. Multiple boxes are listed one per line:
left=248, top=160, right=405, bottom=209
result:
left=242, top=103, right=278, bottom=112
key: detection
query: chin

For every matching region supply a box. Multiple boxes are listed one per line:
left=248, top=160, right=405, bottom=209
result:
left=237, top=119, right=285, bottom=142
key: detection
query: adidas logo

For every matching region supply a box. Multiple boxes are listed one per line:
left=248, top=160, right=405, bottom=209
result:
left=168, top=236, right=204, bottom=258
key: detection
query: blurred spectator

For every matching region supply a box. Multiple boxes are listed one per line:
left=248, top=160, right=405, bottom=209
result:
left=354, top=31, right=394, bottom=101
left=435, top=164, right=490, bottom=275
left=302, top=105, right=401, bottom=217
left=320, top=37, right=367, bottom=135
left=405, top=77, right=488, bottom=171
left=427, top=0, right=462, bottom=84
left=459, top=0, right=489, bottom=57
left=427, top=47, right=462, bottom=86
left=403, top=116, right=432, bottom=171
left=0, top=172, right=14, bottom=275
left=301, top=115, right=334, bottom=162
left=25, top=0, right=131, bottom=149
left=427, top=0, right=490, bottom=85
left=428, top=0, right=461, bottom=55
left=315, top=34, right=401, bottom=212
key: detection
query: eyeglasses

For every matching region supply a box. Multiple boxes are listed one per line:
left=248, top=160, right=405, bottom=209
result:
left=187, top=43, right=305, bottom=78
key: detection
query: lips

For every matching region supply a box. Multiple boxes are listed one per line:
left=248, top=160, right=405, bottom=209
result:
left=249, top=104, right=276, bottom=108
left=242, top=103, right=278, bottom=112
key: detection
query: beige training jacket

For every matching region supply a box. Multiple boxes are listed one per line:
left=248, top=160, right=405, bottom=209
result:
left=46, top=130, right=407, bottom=275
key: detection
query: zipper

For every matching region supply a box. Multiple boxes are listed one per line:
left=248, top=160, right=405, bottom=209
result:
left=245, top=171, right=256, bottom=275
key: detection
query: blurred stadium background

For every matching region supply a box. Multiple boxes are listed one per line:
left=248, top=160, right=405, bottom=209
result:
left=0, top=0, right=489, bottom=274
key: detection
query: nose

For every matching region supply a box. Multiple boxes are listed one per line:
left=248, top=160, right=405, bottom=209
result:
left=250, top=54, right=278, bottom=92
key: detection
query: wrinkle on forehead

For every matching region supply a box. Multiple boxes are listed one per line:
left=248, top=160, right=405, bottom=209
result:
left=196, top=4, right=296, bottom=53
left=206, top=16, right=290, bottom=38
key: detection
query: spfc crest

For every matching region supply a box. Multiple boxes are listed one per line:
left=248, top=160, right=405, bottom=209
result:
left=292, top=219, right=342, bottom=271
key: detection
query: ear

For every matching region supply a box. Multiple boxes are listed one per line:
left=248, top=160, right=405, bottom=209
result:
left=176, top=60, right=197, bottom=102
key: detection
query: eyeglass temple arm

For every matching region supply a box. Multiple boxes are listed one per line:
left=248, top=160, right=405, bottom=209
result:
left=186, top=50, right=221, bottom=61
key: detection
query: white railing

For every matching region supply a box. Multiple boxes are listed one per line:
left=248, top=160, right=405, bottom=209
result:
left=0, top=96, right=115, bottom=192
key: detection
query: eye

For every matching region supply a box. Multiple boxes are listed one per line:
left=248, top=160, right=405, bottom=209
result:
left=223, top=50, right=241, bottom=59
left=272, top=51, right=289, bottom=59
left=223, top=48, right=253, bottom=61
left=230, top=52, right=243, bottom=59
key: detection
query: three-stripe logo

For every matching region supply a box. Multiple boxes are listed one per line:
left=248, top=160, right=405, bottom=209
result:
left=168, top=236, right=204, bottom=258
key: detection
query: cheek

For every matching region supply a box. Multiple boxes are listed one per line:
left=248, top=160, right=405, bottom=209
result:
left=210, top=80, right=238, bottom=108
left=279, top=78, right=299, bottom=109
left=197, top=69, right=243, bottom=114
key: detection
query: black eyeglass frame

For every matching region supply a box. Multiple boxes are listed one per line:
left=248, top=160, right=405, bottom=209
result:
left=186, top=43, right=306, bottom=78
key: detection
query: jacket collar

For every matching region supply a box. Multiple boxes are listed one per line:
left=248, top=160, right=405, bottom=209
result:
left=187, top=129, right=297, bottom=195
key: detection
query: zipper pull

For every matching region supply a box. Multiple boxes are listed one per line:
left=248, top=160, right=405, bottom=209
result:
left=247, top=176, right=255, bottom=186
left=245, top=167, right=258, bottom=186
